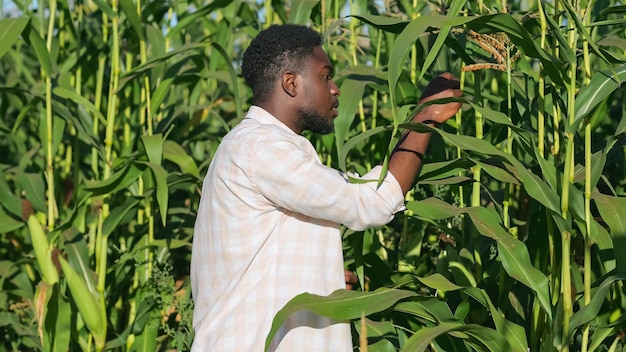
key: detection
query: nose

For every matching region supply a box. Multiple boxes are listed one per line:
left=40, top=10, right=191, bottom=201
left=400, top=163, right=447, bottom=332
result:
left=330, top=79, right=340, bottom=96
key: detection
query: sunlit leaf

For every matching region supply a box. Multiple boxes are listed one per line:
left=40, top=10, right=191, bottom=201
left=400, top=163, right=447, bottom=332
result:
left=265, top=288, right=416, bottom=351
left=417, top=273, right=463, bottom=292
left=573, top=65, right=626, bottom=129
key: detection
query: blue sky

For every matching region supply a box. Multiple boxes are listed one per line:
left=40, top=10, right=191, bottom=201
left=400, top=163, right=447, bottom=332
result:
left=2, top=0, right=20, bottom=17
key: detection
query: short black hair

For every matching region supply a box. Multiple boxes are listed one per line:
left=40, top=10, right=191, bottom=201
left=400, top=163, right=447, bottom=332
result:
left=242, top=24, right=323, bottom=103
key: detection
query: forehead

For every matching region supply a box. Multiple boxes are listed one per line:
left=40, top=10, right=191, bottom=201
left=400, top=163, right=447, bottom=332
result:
left=307, top=46, right=332, bottom=70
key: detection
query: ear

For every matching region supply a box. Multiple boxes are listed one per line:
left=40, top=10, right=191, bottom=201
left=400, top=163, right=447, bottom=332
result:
left=281, top=71, right=297, bottom=97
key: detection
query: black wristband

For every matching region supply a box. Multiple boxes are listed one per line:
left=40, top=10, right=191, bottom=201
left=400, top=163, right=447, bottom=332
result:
left=393, top=147, right=424, bottom=159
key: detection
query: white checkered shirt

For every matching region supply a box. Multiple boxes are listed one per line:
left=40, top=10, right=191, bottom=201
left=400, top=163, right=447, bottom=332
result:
left=190, top=106, right=405, bottom=351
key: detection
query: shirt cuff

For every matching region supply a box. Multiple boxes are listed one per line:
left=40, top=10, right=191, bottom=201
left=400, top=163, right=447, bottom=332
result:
left=363, top=165, right=406, bottom=214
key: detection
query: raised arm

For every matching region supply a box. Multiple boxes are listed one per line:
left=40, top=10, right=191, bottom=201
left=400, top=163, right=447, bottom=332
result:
left=388, top=72, right=463, bottom=195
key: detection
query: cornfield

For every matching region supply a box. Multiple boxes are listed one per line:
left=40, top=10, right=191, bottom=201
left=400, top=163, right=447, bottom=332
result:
left=1, top=0, right=625, bottom=351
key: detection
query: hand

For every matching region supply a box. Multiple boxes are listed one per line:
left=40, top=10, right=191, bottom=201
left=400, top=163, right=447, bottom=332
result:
left=344, top=269, right=358, bottom=290
left=414, top=72, right=463, bottom=125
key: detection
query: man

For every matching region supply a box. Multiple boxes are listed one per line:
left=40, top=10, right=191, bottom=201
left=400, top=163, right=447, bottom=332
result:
left=190, top=24, right=462, bottom=351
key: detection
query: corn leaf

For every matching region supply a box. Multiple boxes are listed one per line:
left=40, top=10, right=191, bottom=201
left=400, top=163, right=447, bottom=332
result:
left=0, top=18, right=29, bottom=59
left=265, top=288, right=416, bottom=351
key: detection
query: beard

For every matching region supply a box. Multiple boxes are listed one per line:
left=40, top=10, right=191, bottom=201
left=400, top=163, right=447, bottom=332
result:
left=295, top=106, right=335, bottom=135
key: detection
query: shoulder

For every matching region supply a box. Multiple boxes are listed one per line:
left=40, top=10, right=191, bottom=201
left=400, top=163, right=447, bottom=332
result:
left=227, top=118, right=309, bottom=152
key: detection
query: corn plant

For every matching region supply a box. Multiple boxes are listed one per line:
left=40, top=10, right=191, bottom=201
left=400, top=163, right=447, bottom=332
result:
left=0, top=0, right=625, bottom=351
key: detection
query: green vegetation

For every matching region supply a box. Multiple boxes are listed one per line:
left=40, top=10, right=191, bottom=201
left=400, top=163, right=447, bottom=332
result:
left=1, top=0, right=625, bottom=351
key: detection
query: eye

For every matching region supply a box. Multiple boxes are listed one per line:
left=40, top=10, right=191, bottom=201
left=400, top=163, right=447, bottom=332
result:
left=324, top=74, right=332, bottom=81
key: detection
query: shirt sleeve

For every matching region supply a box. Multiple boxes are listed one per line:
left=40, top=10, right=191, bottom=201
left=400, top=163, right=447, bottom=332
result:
left=249, top=134, right=405, bottom=231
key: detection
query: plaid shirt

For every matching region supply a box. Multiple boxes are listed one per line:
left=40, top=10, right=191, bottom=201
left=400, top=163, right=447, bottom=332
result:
left=191, top=106, right=404, bottom=351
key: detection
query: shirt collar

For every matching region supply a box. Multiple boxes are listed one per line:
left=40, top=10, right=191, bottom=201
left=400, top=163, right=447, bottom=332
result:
left=246, top=105, right=297, bottom=135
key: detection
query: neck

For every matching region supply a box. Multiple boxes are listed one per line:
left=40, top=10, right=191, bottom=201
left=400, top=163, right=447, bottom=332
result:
left=255, top=99, right=301, bottom=134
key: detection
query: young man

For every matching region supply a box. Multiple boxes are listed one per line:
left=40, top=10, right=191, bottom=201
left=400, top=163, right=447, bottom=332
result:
left=190, top=24, right=462, bottom=351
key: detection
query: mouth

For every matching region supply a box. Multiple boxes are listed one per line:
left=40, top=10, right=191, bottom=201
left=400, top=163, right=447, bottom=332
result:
left=331, top=102, right=339, bottom=116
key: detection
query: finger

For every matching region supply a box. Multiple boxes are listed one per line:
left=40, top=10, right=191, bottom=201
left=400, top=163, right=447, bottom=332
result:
left=420, top=76, right=461, bottom=99
left=344, top=270, right=358, bottom=284
left=438, top=72, right=455, bottom=80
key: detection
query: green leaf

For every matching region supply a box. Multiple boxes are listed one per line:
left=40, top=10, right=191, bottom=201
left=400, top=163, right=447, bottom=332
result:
left=589, top=218, right=616, bottom=271
left=419, top=159, right=474, bottom=182
left=417, top=0, right=465, bottom=83
left=167, top=0, right=233, bottom=39
left=502, top=159, right=560, bottom=213
left=0, top=173, right=23, bottom=219
left=559, top=0, right=613, bottom=69
left=395, top=299, right=456, bottom=323
left=23, top=23, right=52, bottom=77
left=399, top=322, right=458, bottom=352
left=59, top=256, right=105, bottom=348
left=0, top=18, right=29, bottom=59
left=0, top=207, right=23, bottom=234
left=471, top=158, right=519, bottom=185
left=149, top=76, right=174, bottom=117
left=163, top=140, right=199, bottom=178
left=340, top=125, right=392, bottom=172
left=406, top=199, right=553, bottom=320
left=335, top=77, right=367, bottom=157
left=27, top=216, right=58, bottom=284
left=358, top=317, right=396, bottom=337
left=84, top=163, right=144, bottom=195
left=539, top=1, right=576, bottom=64
left=368, top=339, right=397, bottom=352
left=91, top=0, right=117, bottom=18
left=102, top=196, right=141, bottom=236
left=352, top=14, right=409, bottom=34
left=53, top=86, right=105, bottom=124
left=462, top=287, right=528, bottom=352
left=63, top=230, right=97, bottom=296
left=464, top=13, right=565, bottom=85
left=210, top=42, right=242, bottom=118
left=119, top=0, right=145, bottom=40
left=593, top=192, right=626, bottom=270
left=566, top=272, right=626, bottom=341
left=136, top=161, right=168, bottom=226
left=265, top=288, right=416, bottom=351
left=402, top=120, right=558, bottom=213
left=118, top=42, right=208, bottom=91
left=573, top=65, right=626, bottom=129
left=400, top=322, right=509, bottom=352
left=417, top=273, right=463, bottom=292
left=47, top=287, right=72, bottom=352
left=288, top=0, right=317, bottom=25
left=19, top=172, right=47, bottom=214
left=131, top=317, right=159, bottom=352
left=388, top=15, right=473, bottom=116
left=140, top=134, right=163, bottom=165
